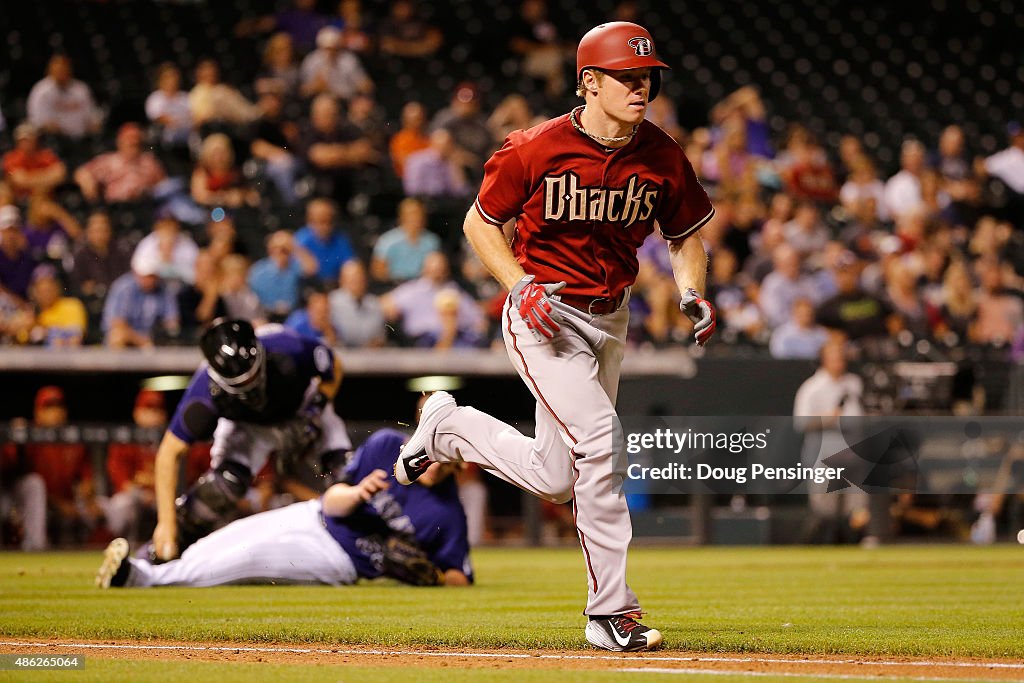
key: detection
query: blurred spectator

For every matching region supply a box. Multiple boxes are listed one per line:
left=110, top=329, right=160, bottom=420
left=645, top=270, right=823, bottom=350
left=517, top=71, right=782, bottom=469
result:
left=633, top=234, right=682, bottom=344
left=176, top=249, right=227, bottom=341
left=235, top=0, right=327, bottom=55
left=104, top=389, right=166, bottom=541
left=200, top=213, right=249, bottom=260
left=102, top=250, right=180, bottom=348
left=189, top=59, right=261, bottom=129
left=131, top=214, right=199, bottom=284
left=508, top=0, right=567, bottom=98
left=760, top=244, right=814, bottom=329
left=936, top=260, right=976, bottom=341
left=145, top=63, right=192, bottom=147
left=883, top=257, right=929, bottom=338
left=73, top=123, right=167, bottom=205
left=68, top=211, right=132, bottom=299
left=26, top=264, right=86, bottom=347
left=248, top=230, right=319, bottom=319
left=706, top=248, right=765, bottom=345
left=884, top=139, right=927, bottom=220
left=331, top=0, right=375, bottom=54
left=284, top=287, right=338, bottom=344
left=329, top=259, right=386, bottom=347
left=710, top=86, right=773, bottom=159
left=389, top=101, right=430, bottom=178
left=295, top=198, right=356, bottom=284
left=644, top=96, right=685, bottom=146
left=192, top=133, right=257, bottom=209
left=783, top=202, right=829, bottom=258
left=769, top=298, right=829, bottom=359
left=301, top=94, right=378, bottom=203
left=26, top=55, right=102, bottom=140
left=431, top=81, right=493, bottom=166
left=2, top=123, right=66, bottom=199
left=23, top=198, right=78, bottom=264
left=371, top=197, right=440, bottom=283
left=980, top=123, right=1024, bottom=225
left=378, top=0, right=443, bottom=58
left=381, top=251, right=485, bottom=347
left=971, top=257, right=1024, bottom=346
left=487, top=94, right=539, bottom=145
left=22, top=196, right=80, bottom=262
left=27, top=386, right=103, bottom=546
left=934, top=125, right=979, bottom=212
left=0, top=208, right=37, bottom=301
left=702, top=113, right=762, bottom=196
left=250, top=80, right=301, bottom=205
left=793, top=340, right=867, bottom=544
left=778, top=127, right=837, bottom=203
left=256, top=33, right=302, bottom=99
left=347, top=94, right=389, bottom=152
left=403, top=128, right=471, bottom=198
left=839, top=155, right=888, bottom=221
left=0, top=440, right=47, bottom=551
left=816, top=255, right=897, bottom=340
left=300, top=26, right=374, bottom=101
left=219, top=254, right=265, bottom=324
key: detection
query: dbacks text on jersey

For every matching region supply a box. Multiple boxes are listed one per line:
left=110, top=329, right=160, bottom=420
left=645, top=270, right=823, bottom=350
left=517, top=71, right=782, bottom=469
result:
left=543, top=172, right=659, bottom=228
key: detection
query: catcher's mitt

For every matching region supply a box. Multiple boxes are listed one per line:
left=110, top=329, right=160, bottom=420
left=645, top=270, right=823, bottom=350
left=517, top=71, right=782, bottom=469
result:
left=381, top=535, right=443, bottom=586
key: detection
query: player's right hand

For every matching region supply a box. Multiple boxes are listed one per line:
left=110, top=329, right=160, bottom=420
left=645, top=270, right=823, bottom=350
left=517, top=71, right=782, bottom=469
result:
left=357, top=469, right=390, bottom=501
left=152, top=521, right=179, bottom=561
left=511, top=275, right=566, bottom=342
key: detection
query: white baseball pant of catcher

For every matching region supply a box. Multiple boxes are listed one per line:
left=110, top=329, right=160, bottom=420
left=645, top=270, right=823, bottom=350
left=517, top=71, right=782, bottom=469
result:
left=427, top=294, right=640, bottom=616
left=125, top=499, right=357, bottom=587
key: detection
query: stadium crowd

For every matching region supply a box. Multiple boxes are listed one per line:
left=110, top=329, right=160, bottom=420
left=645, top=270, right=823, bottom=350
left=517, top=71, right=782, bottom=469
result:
left=0, top=0, right=1020, bottom=359
left=2, top=0, right=1023, bottom=550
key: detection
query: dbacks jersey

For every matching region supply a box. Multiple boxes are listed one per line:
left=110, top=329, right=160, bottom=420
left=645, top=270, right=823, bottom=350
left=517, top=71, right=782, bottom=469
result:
left=168, top=329, right=336, bottom=444
left=324, top=429, right=472, bottom=581
left=474, top=109, right=714, bottom=300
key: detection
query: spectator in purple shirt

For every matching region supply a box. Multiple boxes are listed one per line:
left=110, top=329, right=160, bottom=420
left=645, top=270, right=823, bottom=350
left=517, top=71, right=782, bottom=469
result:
left=236, top=0, right=328, bottom=55
left=0, top=206, right=37, bottom=301
left=402, top=129, right=471, bottom=199
left=381, top=251, right=485, bottom=348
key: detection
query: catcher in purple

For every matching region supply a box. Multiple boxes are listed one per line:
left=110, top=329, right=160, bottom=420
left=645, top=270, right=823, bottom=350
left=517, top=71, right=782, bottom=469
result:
left=96, top=429, right=473, bottom=588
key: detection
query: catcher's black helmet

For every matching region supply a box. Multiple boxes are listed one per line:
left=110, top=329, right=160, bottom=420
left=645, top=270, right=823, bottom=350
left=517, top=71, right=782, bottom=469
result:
left=200, top=318, right=267, bottom=405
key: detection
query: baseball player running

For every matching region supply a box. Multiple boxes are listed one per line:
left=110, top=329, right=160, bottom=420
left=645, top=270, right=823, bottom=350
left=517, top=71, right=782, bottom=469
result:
left=98, top=429, right=472, bottom=588
left=395, top=22, right=715, bottom=651
left=148, top=318, right=352, bottom=562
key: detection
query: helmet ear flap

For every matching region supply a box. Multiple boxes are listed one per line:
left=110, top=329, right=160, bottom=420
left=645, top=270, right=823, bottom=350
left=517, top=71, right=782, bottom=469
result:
left=649, top=69, right=661, bottom=101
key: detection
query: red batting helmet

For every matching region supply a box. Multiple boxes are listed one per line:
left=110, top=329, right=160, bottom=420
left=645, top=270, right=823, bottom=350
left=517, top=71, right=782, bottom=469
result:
left=576, top=22, right=670, bottom=101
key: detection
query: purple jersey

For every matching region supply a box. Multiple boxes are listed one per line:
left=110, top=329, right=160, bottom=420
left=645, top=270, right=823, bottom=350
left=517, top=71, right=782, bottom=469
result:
left=168, top=329, right=335, bottom=444
left=324, top=429, right=473, bottom=581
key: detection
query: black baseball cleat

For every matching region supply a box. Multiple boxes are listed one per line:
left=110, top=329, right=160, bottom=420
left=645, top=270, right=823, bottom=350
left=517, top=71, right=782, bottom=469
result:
left=394, top=391, right=457, bottom=485
left=585, top=612, right=663, bottom=652
left=95, top=538, right=132, bottom=589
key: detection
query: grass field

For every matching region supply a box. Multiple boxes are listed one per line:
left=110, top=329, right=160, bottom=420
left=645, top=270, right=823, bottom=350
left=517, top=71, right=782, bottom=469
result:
left=2, top=545, right=1023, bottom=681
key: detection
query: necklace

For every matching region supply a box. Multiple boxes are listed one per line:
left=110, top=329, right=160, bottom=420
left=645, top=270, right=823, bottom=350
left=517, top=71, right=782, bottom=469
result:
left=570, top=106, right=637, bottom=145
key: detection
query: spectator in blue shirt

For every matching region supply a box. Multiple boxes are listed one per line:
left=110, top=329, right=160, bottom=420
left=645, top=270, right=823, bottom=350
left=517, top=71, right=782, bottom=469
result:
left=284, top=286, right=338, bottom=345
left=769, top=298, right=830, bottom=359
left=294, top=198, right=356, bottom=284
left=102, top=250, right=180, bottom=348
left=371, top=197, right=441, bottom=284
left=248, top=230, right=319, bottom=320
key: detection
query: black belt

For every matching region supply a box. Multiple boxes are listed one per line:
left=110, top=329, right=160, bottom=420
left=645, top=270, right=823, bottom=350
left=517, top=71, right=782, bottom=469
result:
left=558, top=292, right=625, bottom=315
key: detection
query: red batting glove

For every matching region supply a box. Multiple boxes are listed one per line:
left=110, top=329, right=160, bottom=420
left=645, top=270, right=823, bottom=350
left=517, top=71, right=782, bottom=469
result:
left=510, top=275, right=566, bottom=342
left=679, top=288, right=716, bottom=346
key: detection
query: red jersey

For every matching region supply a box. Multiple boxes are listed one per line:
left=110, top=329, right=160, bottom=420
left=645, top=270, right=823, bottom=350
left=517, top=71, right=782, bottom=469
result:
left=474, top=110, right=714, bottom=299
left=27, top=443, right=91, bottom=500
left=106, top=443, right=157, bottom=493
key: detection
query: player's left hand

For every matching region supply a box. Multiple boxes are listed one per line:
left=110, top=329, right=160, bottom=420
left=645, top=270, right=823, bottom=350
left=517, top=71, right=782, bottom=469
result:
left=357, top=469, right=390, bottom=501
left=679, top=288, right=716, bottom=346
left=511, top=275, right=567, bottom=342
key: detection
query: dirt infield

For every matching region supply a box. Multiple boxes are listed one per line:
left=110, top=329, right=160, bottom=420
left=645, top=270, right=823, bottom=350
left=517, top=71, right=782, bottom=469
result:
left=2, top=639, right=1024, bottom=680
